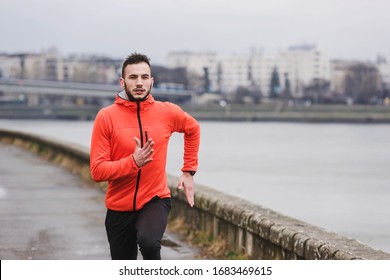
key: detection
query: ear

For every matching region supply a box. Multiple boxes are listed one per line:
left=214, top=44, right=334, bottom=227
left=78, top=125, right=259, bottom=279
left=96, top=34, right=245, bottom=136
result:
left=151, top=77, right=154, bottom=88
left=119, top=77, right=125, bottom=89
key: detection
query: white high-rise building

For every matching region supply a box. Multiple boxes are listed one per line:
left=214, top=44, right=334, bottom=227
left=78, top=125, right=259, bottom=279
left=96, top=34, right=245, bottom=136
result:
left=248, top=49, right=294, bottom=99
left=218, top=54, right=251, bottom=94
left=281, top=45, right=330, bottom=97
left=0, top=55, right=21, bottom=78
left=167, top=46, right=330, bottom=99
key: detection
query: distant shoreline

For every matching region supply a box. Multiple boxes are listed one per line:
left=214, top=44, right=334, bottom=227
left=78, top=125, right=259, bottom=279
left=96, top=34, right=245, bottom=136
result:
left=1, top=103, right=390, bottom=123
left=186, top=104, right=390, bottom=124
left=193, top=115, right=390, bottom=124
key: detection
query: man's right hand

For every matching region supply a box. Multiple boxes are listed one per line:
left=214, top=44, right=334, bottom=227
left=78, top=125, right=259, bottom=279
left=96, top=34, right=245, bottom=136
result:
left=132, top=137, right=154, bottom=167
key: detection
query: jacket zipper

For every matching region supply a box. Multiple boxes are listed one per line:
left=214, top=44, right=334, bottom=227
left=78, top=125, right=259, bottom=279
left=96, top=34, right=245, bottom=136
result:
left=133, top=101, right=143, bottom=211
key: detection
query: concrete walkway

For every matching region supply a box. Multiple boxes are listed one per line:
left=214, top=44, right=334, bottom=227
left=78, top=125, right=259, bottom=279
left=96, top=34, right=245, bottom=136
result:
left=0, top=142, right=199, bottom=260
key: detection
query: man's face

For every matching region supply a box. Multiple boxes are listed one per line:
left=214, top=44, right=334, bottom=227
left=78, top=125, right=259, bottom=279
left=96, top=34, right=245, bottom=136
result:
left=120, top=62, right=153, bottom=100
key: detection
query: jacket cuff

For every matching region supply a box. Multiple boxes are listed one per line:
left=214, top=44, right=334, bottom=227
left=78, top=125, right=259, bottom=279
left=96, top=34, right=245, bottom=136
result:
left=181, top=169, right=196, bottom=176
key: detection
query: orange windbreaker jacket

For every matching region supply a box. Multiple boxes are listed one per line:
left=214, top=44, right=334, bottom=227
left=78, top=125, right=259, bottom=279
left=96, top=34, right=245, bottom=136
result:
left=90, top=94, right=200, bottom=212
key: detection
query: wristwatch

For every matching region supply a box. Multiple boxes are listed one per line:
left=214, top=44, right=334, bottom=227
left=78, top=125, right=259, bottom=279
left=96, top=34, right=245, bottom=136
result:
left=184, top=171, right=196, bottom=176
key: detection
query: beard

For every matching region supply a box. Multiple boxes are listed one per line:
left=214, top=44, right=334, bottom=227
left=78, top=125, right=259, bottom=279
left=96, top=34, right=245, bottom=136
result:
left=124, top=84, right=152, bottom=102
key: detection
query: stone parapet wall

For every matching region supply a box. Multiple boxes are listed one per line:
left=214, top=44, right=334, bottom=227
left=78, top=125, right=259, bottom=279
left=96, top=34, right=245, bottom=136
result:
left=168, top=176, right=390, bottom=259
left=1, top=128, right=389, bottom=260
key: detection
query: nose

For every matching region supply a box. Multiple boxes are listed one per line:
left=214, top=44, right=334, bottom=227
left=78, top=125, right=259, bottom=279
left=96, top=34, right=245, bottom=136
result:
left=136, top=77, right=143, bottom=86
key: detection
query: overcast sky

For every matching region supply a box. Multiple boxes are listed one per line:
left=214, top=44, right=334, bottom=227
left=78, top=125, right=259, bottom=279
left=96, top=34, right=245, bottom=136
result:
left=1, top=0, right=389, bottom=65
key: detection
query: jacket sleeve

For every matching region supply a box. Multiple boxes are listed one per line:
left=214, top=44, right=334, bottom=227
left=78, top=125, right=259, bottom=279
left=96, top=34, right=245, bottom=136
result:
left=90, top=110, right=140, bottom=182
left=170, top=104, right=201, bottom=173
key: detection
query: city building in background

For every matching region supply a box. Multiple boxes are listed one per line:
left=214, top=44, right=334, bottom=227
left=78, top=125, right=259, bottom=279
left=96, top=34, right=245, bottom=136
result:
left=377, top=54, right=390, bottom=104
left=1, top=46, right=389, bottom=105
left=0, top=47, right=121, bottom=84
left=167, top=45, right=330, bottom=102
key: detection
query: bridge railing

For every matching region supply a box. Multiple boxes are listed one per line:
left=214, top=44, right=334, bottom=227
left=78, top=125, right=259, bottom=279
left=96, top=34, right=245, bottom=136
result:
left=0, top=78, right=196, bottom=99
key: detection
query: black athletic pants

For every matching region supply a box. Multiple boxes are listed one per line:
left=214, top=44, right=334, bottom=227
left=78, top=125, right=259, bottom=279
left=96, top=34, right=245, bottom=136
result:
left=105, top=196, right=171, bottom=260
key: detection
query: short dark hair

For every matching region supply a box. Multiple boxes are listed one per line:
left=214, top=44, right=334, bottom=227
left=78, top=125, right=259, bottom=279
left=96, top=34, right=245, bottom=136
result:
left=122, top=53, right=151, bottom=78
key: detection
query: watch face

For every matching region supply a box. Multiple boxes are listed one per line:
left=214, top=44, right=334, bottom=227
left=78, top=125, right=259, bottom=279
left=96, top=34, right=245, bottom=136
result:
left=189, top=171, right=196, bottom=176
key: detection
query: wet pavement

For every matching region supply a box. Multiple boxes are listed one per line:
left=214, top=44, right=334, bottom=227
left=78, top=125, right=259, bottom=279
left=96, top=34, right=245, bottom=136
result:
left=0, top=142, right=199, bottom=260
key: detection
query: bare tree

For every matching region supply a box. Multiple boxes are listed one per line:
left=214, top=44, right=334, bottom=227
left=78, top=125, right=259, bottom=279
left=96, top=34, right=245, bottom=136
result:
left=303, top=78, right=330, bottom=103
left=343, top=63, right=380, bottom=104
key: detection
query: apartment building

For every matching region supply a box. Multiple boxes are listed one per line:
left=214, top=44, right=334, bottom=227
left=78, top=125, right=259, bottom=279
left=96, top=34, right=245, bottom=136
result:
left=167, top=45, right=330, bottom=99
left=0, top=48, right=63, bottom=81
left=330, top=60, right=351, bottom=96
left=282, top=45, right=330, bottom=97
left=218, top=54, right=251, bottom=93
left=63, top=55, right=120, bottom=84
left=377, top=53, right=390, bottom=94
left=0, top=49, right=120, bottom=84
left=0, top=54, right=21, bottom=78
left=249, top=49, right=294, bottom=99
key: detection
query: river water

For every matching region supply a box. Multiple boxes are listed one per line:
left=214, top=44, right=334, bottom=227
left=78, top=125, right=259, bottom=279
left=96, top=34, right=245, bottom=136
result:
left=0, top=119, right=389, bottom=254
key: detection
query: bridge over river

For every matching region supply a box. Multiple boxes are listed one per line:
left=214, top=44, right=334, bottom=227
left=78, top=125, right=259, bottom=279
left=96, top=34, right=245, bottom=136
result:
left=0, top=78, right=195, bottom=119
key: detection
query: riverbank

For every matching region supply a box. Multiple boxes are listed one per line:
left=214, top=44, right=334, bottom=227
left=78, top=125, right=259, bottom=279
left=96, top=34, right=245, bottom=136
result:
left=183, top=103, right=390, bottom=123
